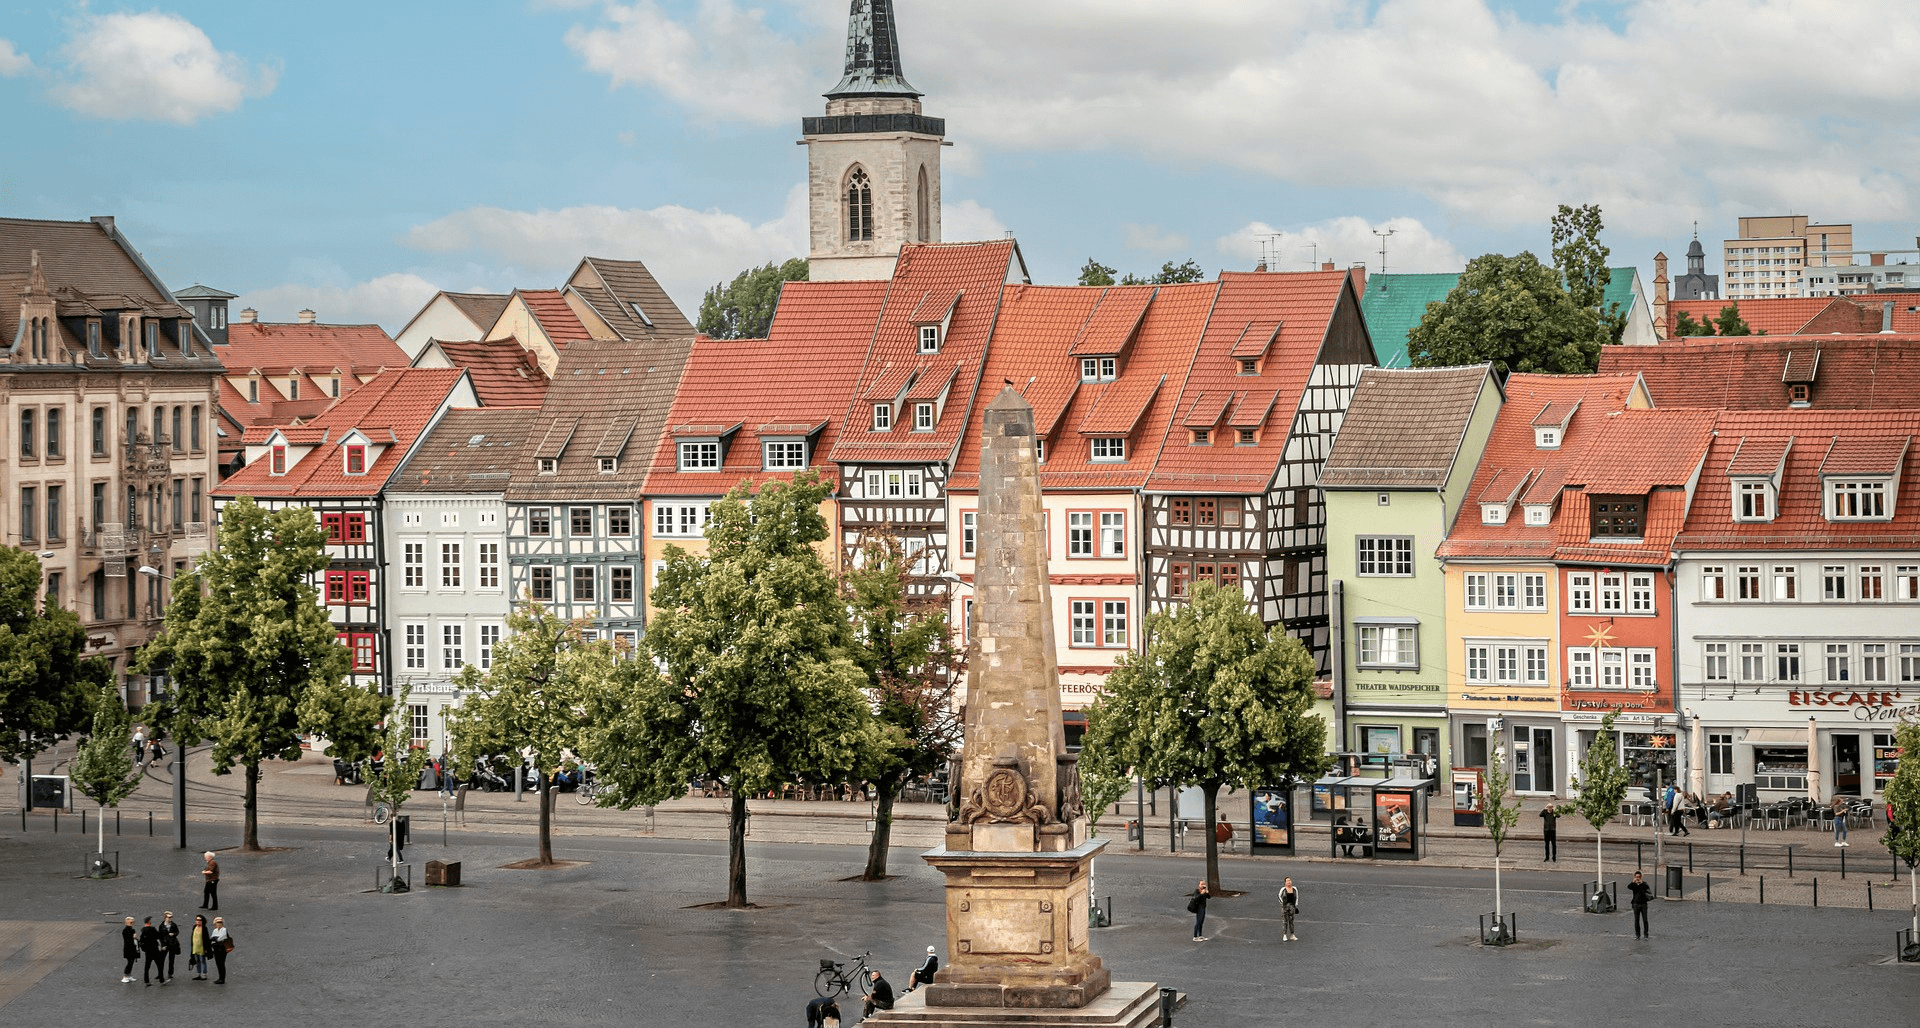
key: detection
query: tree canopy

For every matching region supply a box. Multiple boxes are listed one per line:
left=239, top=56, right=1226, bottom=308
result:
left=1712, top=303, right=1755, bottom=336
left=1673, top=309, right=1714, bottom=336
left=1078, top=257, right=1207, bottom=287
left=0, top=546, right=92, bottom=764
left=589, top=470, right=872, bottom=907
left=1080, top=580, right=1328, bottom=891
left=695, top=258, right=809, bottom=339
left=137, top=498, right=350, bottom=850
left=1407, top=251, right=1609, bottom=375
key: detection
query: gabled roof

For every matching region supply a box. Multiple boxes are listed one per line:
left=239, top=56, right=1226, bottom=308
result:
left=174, top=284, right=237, bottom=300
left=1321, top=364, right=1495, bottom=490
left=215, top=368, right=470, bottom=498
left=646, top=281, right=882, bottom=498
left=829, top=241, right=1016, bottom=466
left=0, top=216, right=223, bottom=368
left=390, top=406, right=542, bottom=495
left=504, top=336, right=694, bottom=500
left=443, top=292, right=512, bottom=332
left=220, top=321, right=405, bottom=376
left=1598, top=334, right=1920, bottom=409
left=1358, top=272, right=1459, bottom=369
left=425, top=338, right=549, bottom=407
left=1677, top=410, right=1920, bottom=550
left=515, top=289, right=593, bottom=346
left=1726, top=436, right=1792, bottom=478
left=570, top=257, right=694, bottom=338
left=1663, top=296, right=1876, bottom=338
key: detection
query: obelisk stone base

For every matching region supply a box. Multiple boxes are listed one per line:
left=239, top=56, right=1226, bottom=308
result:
left=921, top=840, right=1111, bottom=1009
left=863, top=981, right=1169, bottom=1028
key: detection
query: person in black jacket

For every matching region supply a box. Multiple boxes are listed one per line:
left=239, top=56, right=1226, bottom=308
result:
left=1627, top=871, right=1653, bottom=939
left=119, top=917, right=137, bottom=983
left=1188, top=880, right=1210, bottom=941
left=1540, top=805, right=1559, bottom=862
left=138, top=917, right=167, bottom=985
left=906, top=946, right=939, bottom=991
left=863, top=970, right=895, bottom=1017
left=160, top=911, right=182, bottom=979
left=804, top=995, right=841, bottom=1028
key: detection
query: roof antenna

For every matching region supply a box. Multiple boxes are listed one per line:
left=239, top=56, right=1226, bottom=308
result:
left=1372, top=227, right=1395, bottom=275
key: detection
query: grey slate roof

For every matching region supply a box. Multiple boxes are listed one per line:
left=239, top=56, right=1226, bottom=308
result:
left=571, top=257, right=694, bottom=338
left=442, top=292, right=511, bottom=333
left=503, top=335, right=695, bottom=502
left=1320, top=364, right=1494, bottom=490
left=391, top=406, right=543, bottom=494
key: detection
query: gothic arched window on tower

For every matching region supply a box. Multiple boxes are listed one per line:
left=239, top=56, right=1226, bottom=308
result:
left=847, top=167, right=873, bottom=243
left=917, top=166, right=930, bottom=243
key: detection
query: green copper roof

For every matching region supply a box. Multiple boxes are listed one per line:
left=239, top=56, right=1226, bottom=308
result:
left=1361, top=267, right=1641, bottom=368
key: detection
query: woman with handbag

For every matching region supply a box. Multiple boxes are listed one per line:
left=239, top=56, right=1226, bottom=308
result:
left=208, top=917, right=231, bottom=984
left=189, top=915, right=209, bottom=980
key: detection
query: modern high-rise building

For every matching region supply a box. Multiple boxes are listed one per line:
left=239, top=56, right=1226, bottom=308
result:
left=1721, top=216, right=1852, bottom=300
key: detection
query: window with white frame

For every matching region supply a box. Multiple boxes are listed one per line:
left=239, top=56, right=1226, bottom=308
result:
left=654, top=502, right=710, bottom=537
left=404, top=543, right=424, bottom=588
left=1740, top=643, right=1766, bottom=682
left=441, top=542, right=462, bottom=588
left=1736, top=565, right=1762, bottom=600
left=1080, top=357, right=1116, bottom=382
left=1600, top=648, right=1626, bottom=688
left=1598, top=573, right=1624, bottom=613
left=1068, top=512, right=1095, bottom=557
left=608, top=507, right=631, bottom=537
left=1860, top=565, right=1885, bottom=600
left=1523, top=573, right=1547, bottom=610
left=1568, top=572, right=1594, bottom=612
left=1568, top=648, right=1594, bottom=687
left=1823, top=565, right=1849, bottom=601
left=478, top=624, right=501, bottom=671
left=1862, top=643, right=1889, bottom=683
left=610, top=566, right=635, bottom=603
left=1776, top=642, right=1801, bottom=682
left=1494, top=645, right=1520, bottom=683
left=872, top=404, right=891, bottom=431
left=1089, top=437, right=1126, bottom=462
left=404, top=624, right=426, bottom=670
left=411, top=705, right=429, bottom=742
left=1099, top=512, right=1125, bottom=557
left=1709, top=733, right=1734, bottom=775
left=1630, top=649, right=1656, bottom=689
left=1356, top=536, right=1414, bottom=576
left=479, top=511, right=497, bottom=526
left=1628, top=573, right=1654, bottom=614
left=913, top=403, right=935, bottom=431
left=1827, top=479, right=1889, bottom=520
left=678, top=440, right=720, bottom=470
left=1825, top=643, right=1851, bottom=683
left=1701, top=565, right=1726, bottom=600
left=572, top=566, right=596, bottom=603
left=478, top=542, right=500, bottom=588
left=1356, top=622, right=1418, bottom=668
left=1735, top=481, right=1772, bottom=521
left=440, top=511, right=459, bottom=527
left=763, top=440, right=806, bottom=470
left=960, top=511, right=976, bottom=558
left=1901, top=644, right=1920, bottom=683
left=1703, top=642, right=1728, bottom=681
left=1070, top=600, right=1097, bottom=646
left=1464, top=573, right=1490, bottom=610
left=1466, top=645, right=1490, bottom=682
left=442, top=624, right=464, bottom=670
left=1102, top=601, right=1128, bottom=647
left=918, top=324, right=940, bottom=353
left=528, top=507, right=552, bottom=537
left=1899, top=566, right=1920, bottom=601
left=1493, top=573, right=1518, bottom=609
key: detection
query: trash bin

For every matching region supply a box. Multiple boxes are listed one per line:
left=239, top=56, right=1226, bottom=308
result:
left=1665, top=865, right=1683, bottom=897
left=1159, top=986, right=1178, bottom=1026
left=426, top=860, right=462, bottom=887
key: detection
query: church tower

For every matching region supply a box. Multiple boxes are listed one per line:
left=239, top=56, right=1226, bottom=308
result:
left=802, top=1, right=944, bottom=281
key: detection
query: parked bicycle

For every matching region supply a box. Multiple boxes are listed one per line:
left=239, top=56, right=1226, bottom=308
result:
left=813, top=952, right=876, bottom=998
left=575, top=770, right=604, bottom=806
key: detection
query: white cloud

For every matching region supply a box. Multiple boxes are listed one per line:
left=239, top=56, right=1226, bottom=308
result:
left=53, top=11, right=276, bottom=125
left=404, top=185, right=812, bottom=313
left=238, top=274, right=441, bottom=334
left=564, top=1, right=816, bottom=125
left=1216, top=216, right=1466, bottom=275
left=0, top=39, right=31, bottom=77
left=1121, top=223, right=1190, bottom=255
left=942, top=199, right=1009, bottom=244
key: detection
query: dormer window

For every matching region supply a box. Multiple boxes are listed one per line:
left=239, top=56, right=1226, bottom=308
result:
left=538, top=457, right=558, bottom=475
left=599, top=456, right=618, bottom=474
left=1090, top=437, right=1126, bottom=463
left=1827, top=479, right=1889, bottom=520
left=1191, top=429, right=1210, bottom=445
left=913, top=403, right=935, bottom=431
left=248, top=378, right=259, bottom=403
left=1590, top=495, right=1645, bottom=538
left=1524, top=504, right=1551, bottom=526
left=918, top=325, right=940, bottom=353
left=1238, top=359, right=1258, bottom=375
left=763, top=440, right=806, bottom=470
left=87, top=321, right=101, bottom=356
left=1788, top=384, right=1810, bottom=406
left=330, top=378, right=341, bottom=397
left=1080, top=357, right=1117, bottom=383
left=1034, top=438, right=1046, bottom=463
left=344, top=444, right=366, bottom=475
left=1534, top=427, right=1560, bottom=449
left=143, top=321, right=157, bottom=358
left=678, top=441, right=719, bottom=471
left=1237, top=428, right=1257, bottom=446
left=288, top=375, right=300, bottom=400
left=180, top=319, right=193, bottom=356
left=1481, top=503, right=1509, bottom=525
left=1734, top=480, right=1773, bottom=522
left=872, top=404, right=892, bottom=431
left=270, top=445, right=287, bottom=475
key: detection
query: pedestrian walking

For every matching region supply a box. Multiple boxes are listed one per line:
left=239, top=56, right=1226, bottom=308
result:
left=1667, top=788, right=1690, bottom=837
left=138, top=916, right=167, bottom=985
left=805, top=995, right=842, bottom=1028
left=119, top=916, right=137, bottom=983
left=906, top=945, right=939, bottom=991
left=208, top=917, right=230, bottom=984
left=132, top=725, right=147, bottom=765
left=1833, top=795, right=1850, bottom=847
left=189, top=915, right=209, bottom=980
left=1278, top=877, right=1300, bottom=941
left=1628, top=871, right=1652, bottom=939
left=1540, top=805, right=1558, bottom=861
left=1187, top=880, right=1210, bottom=941
left=160, top=911, right=181, bottom=980
left=862, top=970, right=895, bottom=1018
left=200, top=851, right=220, bottom=910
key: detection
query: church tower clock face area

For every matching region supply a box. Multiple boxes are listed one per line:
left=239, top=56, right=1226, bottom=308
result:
left=802, top=0, right=946, bottom=282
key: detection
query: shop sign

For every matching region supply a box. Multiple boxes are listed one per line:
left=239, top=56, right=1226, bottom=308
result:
left=1354, top=682, right=1442, bottom=692
left=1567, top=696, right=1662, bottom=711
left=1460, top=692, right=1556, bottom=704
left=1785, top=689, right=1920, bottom=724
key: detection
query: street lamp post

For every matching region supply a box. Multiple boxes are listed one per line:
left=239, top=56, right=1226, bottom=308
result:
left=138, top=565, right=187, bottom=850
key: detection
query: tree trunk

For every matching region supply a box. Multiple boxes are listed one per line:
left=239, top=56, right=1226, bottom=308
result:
left=99, top=800, right=108, bottom=855
left=1202, top=782, right=1221, bottom=893
left=1494, top=849, right=1502, bottom=918
left=1595, top=830, right=1604, bottom=904
left=536, top=769, right=553, bottom=865
left=242, top=762, right=261, bottom=851
left=728, top=790, right=749, bottom=908
left=862, top=776, right=898, bottom=881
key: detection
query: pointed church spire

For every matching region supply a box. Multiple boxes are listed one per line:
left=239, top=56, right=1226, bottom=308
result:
left=827, top=0, right=920, bottom=99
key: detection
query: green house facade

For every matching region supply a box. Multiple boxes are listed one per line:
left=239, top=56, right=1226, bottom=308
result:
left=1321, top=365, right=1502, bottom=776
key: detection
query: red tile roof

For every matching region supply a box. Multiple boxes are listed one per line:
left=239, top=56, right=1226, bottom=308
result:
left=647, top=280, right=885, bottom=497
left=219, top=321, right=405, bottom=375
left=428, top=338, right=549, bottom=407
left=829, top=242, right=1017, bottom=466
left=517, top=289, right=593, bottom=346
left=215, top=368, right=469, bottom=498
left=1663, top=296, right=1876, bottom=338
left=1598, top=334, right=1920, bottom=409
left=1145, top=269, right=1359, bottom=494
left=1676, top=410, right=1920, bottom=550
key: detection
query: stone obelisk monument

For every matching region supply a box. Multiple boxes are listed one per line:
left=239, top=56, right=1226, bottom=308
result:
left=876, top=388, right=1161, bottom=1027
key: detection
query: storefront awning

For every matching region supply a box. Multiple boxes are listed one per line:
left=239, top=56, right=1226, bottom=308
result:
left=1744, top=728, right=1806, bottom=745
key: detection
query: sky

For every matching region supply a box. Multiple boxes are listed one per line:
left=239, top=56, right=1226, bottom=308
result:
left=2, top=0, right=1917, bottom=331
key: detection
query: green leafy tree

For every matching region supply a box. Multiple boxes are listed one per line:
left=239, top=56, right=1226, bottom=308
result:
left=1407, top=251, right=1609, bottom=375
left=298, top=676, right=388, bottom=766
left=1881, top=721, right=1920, bottom=935
left=1713, top=304, right=1755, bottom=336
left=1075, top=705, right=1137, bottom=915
left=1078, top=259, right=1117, bottom=287
left=1551, top=203, right=1624, bottom=343
left=1673, top=309, right=1714, bottom=336
left=588, top=470, right=872, bottom=908
left=1567, top=709, right=1631, bottom=907
left=70, top=685, right=140, bottom=858
left=451, top=602, right=613, bottom=866
left=367, top=685, right=432, bottom=878
left=1080, top=580, right=1330, bottom=892
left=1481, top=747, right=1523, bottom=923
left=843, top=536, right=963, bottom=881
left=695, top=258, right=808, bottom=339
left=0, top=546, right=92, bottom=766
left=1150, top=258, right=1206, bottom=284
left=137, top=498, right=348, bottom=851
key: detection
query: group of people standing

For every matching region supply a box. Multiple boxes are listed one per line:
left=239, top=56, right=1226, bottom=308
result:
left=1187, top=877, right=1301, bottom=943
left=115, top=851, right=231, bottom=986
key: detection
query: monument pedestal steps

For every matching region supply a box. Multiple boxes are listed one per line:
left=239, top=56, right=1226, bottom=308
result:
left=867, top=982, right=1177, bottom=1028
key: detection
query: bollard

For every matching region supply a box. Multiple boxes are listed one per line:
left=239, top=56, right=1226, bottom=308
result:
left=1688, top=843, right=1694, bottom=872
left=1841, top=848, right=1847, bottom=879
left=1788, top=847, right=1794, bottom=878
left=1636, top=840, right=1643, bottom=869
left=1159, top=986, right=1178, bottom=1027
left=1705, top=872, right=1712, bottom=903
left=1760, top=876, right=1766, bottom=904
left=148, top=811, right=153, bottom=837
left=1739, top=845, right=1746, bottom=875
left=116, top=809, right=121, bottom=836
left=1869, top=883, right=1874, bottom=911
left=81, top=809, right=87, bottom=834
left=53, top=808, right=58, bottom=832
left=1813, top=878, right=1819, bottom=907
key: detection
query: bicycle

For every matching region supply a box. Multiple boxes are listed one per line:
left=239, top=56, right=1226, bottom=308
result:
left=372, top=802, right=391, bottom=825
left=813, top=952, right=875, bottom=998
left=575, top=773, right=603, bottom=806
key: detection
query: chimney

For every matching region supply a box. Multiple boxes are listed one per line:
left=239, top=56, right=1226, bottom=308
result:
left=1882, top=301, right=1894, bottom=334
left=1348, top=263, right=1367, bottom=296
left=238, top=308, right=258, bottom=324
left=1652, top=252, right=1670, bottom=341
left=1321, top=261, right=1336, bottom=272
left=1871, top=252, right=1887, bottom=267
left=1253, top=261, right=1267, bottom=273
left=298, top=309, right=318, bottom=324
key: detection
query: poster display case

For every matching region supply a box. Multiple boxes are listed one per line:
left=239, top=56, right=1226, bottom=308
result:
left=1874, top=733, right=1902, bottom=793
left=1310, top=775, right=1364, bottom=821
left=1370, top=777, right=1427, bottom=861
left=1249, top=786, right=1295, bottom=855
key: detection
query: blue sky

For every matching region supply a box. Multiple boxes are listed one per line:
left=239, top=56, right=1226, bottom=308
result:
left=2, top=1, right=1916, bottom=329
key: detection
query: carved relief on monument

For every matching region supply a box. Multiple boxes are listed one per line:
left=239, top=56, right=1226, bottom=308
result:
left=958, top=751, right=1052, bottom=826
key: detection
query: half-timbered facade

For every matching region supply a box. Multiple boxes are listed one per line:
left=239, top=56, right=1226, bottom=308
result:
left=1142, top=269, right=1377, bottom=672
left=216, top=368, right=475, bottom=694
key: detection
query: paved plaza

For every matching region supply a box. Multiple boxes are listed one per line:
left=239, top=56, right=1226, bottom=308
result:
left=4, top=794, right=1919, bottom=1027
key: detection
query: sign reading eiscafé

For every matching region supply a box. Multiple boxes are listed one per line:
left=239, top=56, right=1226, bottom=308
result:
left=1787, top=689, right=1920, bottom=722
